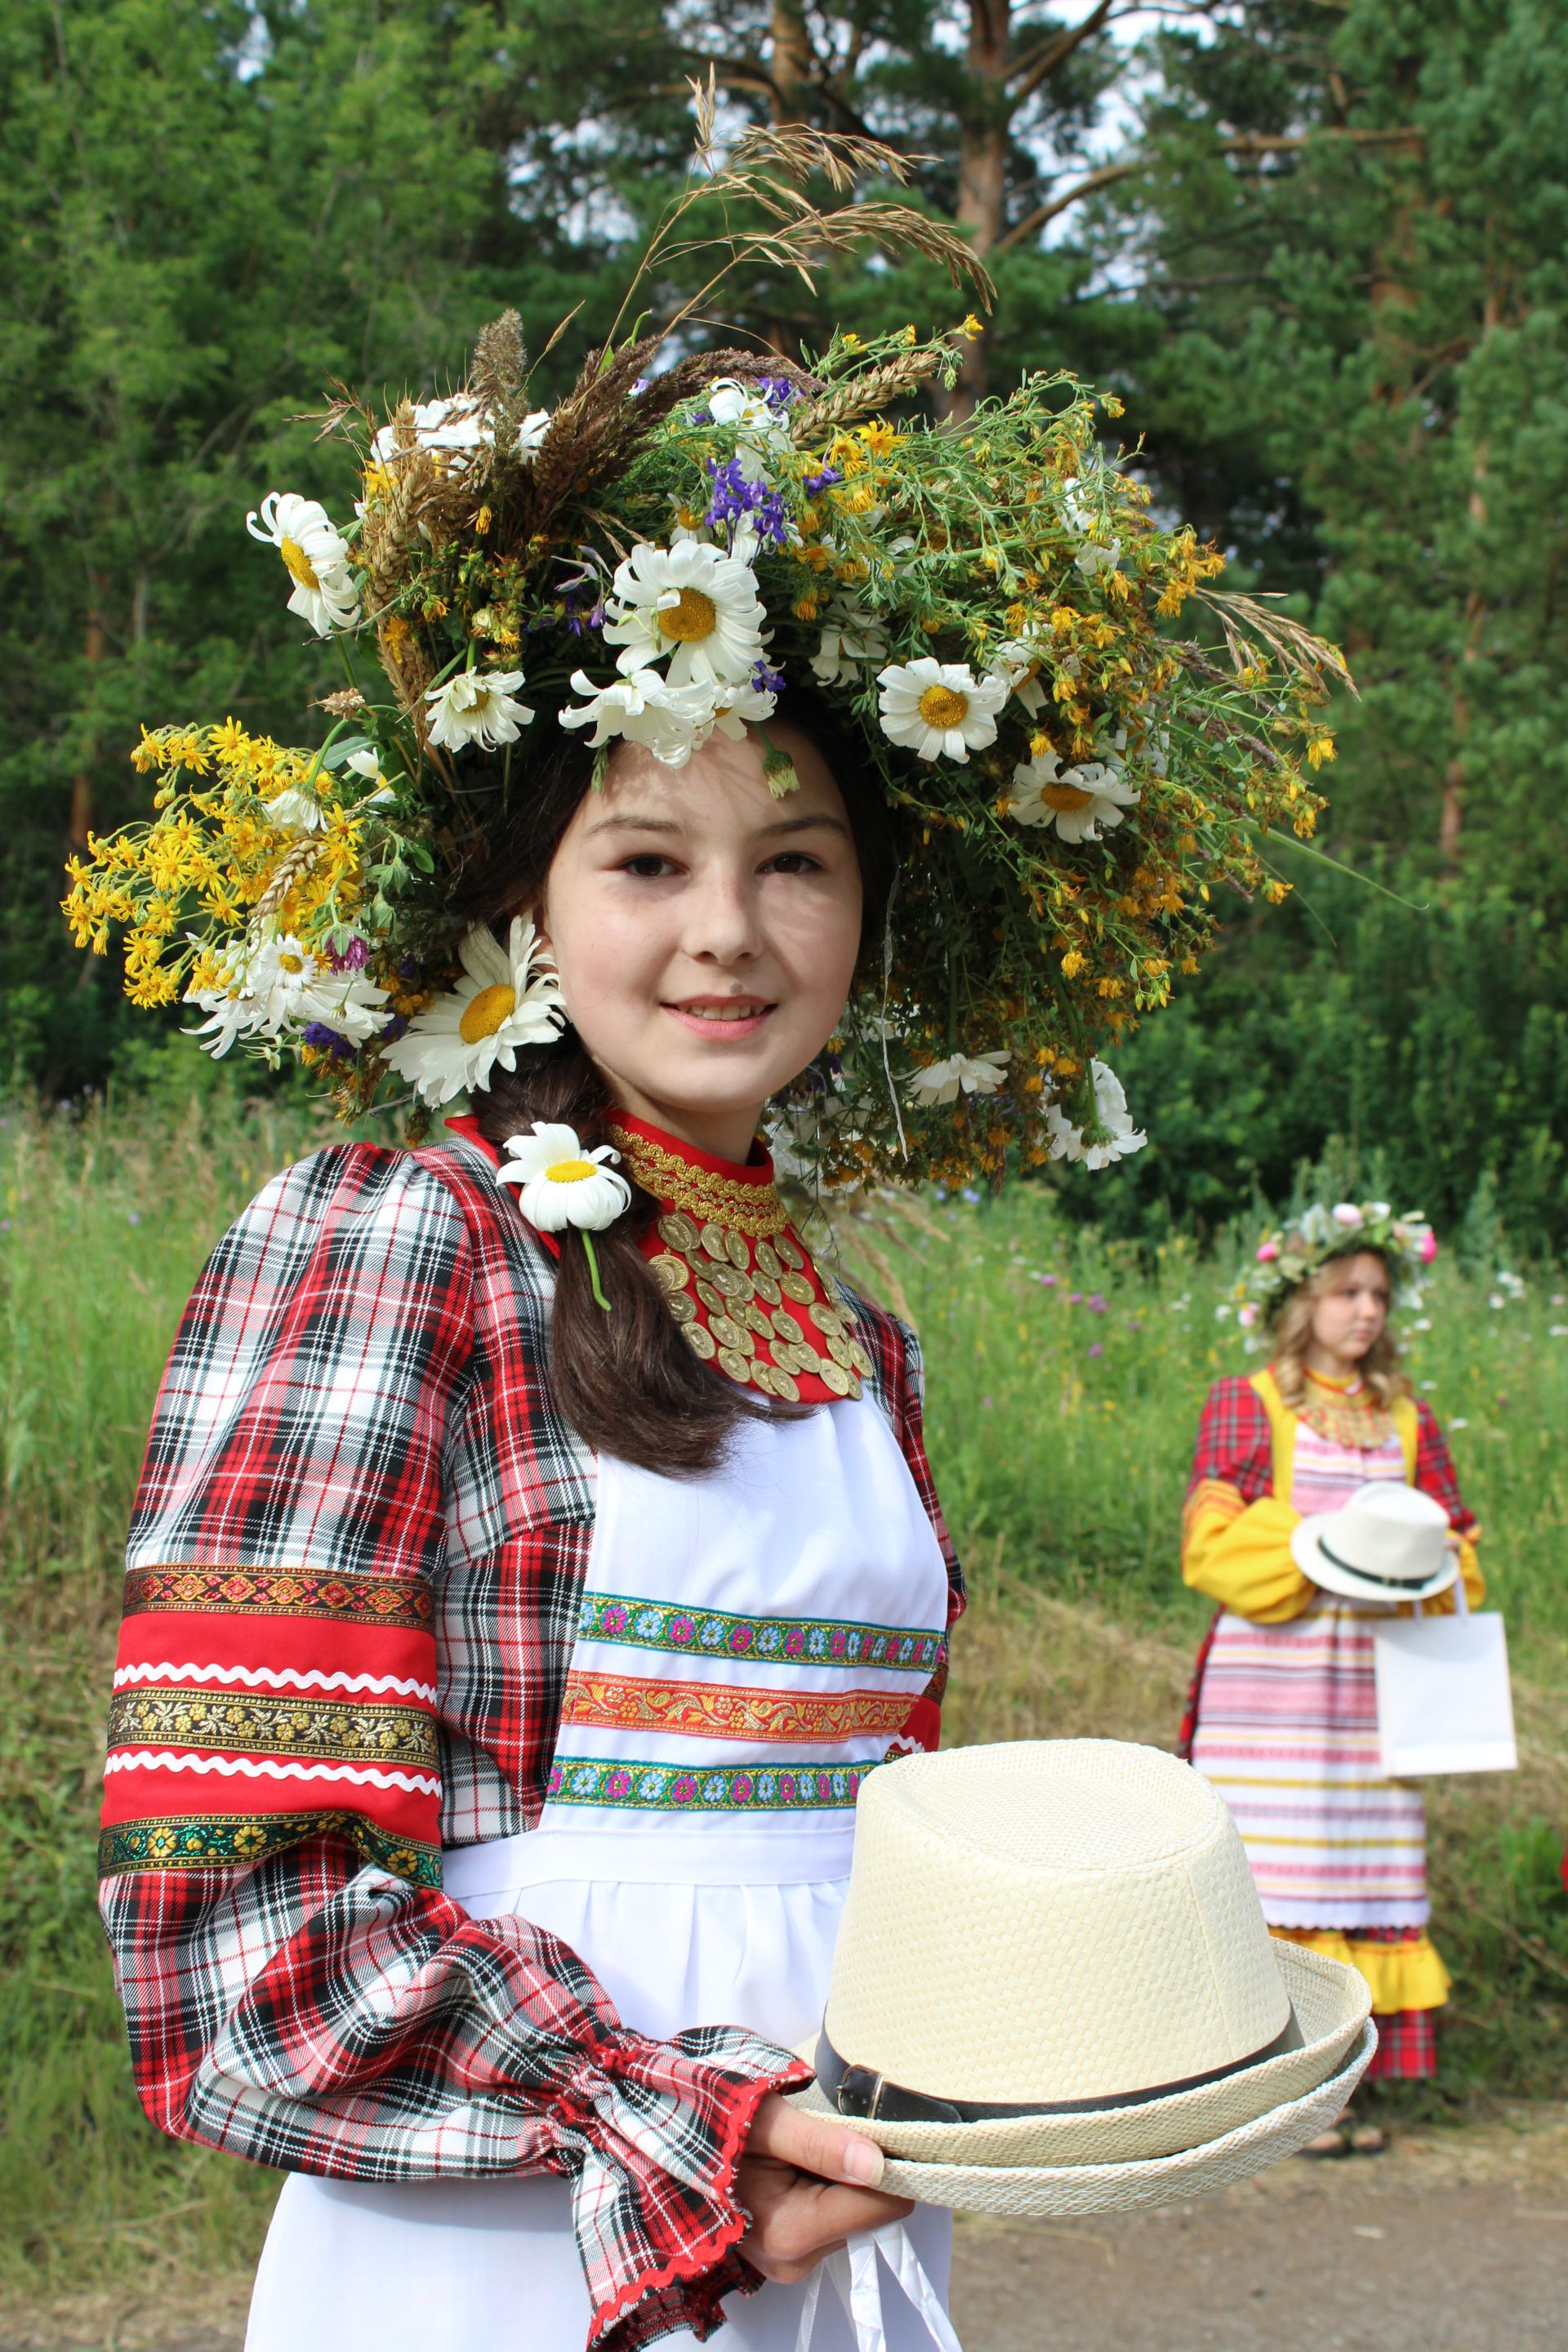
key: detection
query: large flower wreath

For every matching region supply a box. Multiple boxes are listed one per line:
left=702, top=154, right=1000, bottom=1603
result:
left=63, top=100, right=1348, bottom=1192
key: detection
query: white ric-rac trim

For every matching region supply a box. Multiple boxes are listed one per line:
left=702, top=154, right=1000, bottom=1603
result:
left=103, top=1752, right=441, bottom=1797
left=112, top=1663, right=438, bottom=1704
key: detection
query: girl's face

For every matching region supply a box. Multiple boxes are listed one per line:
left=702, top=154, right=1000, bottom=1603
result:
left=1308, top=1251, right=1391, bottom=1367
left=537, top=722, right=865, bottom=1159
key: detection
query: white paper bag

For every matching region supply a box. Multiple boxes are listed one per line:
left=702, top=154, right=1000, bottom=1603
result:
left=1373, top=1606, right=1517, bottom=1777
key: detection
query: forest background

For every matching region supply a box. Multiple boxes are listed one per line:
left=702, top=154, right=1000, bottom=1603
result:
left=8, top=0, right=1568, bottom=1252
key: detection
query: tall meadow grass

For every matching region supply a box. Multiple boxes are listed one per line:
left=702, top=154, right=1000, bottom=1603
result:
left=0, top=1099, right=1564, bottom=2310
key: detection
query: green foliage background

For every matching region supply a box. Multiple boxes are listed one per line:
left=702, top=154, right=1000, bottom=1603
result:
left=7, top=0, right=1568, bottom=1245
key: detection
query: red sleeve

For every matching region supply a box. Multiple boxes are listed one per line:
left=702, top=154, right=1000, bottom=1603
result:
left=100, top=1145, right=804, bottom=2352
left=1186, top=1375, right=1275, bottom=1508
left=1412, top=1398, right=1477, bottom=1535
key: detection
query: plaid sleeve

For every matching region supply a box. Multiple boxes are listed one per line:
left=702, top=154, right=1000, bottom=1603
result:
left=1412, top=1399, right=1477, bottom=1535
left=1183, top=1374, right=1275, bottom=1517
left=99, top=1146, right=805, bottom=2352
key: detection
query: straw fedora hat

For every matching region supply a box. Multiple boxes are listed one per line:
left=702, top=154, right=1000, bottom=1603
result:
left=791, top=1740, right=1374, bottom=2216
left=1291, top=1479, right=1459, bottom=1606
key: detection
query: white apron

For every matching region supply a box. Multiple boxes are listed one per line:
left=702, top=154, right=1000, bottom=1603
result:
left=247, top=1395, right=953, bottom=2352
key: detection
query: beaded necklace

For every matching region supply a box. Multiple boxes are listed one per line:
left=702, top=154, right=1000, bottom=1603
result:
left=611, top=1119, right=874, bottom=1406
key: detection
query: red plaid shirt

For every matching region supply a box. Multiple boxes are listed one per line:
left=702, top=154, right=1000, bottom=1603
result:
left=100, top=1138, right=961, bottom=2352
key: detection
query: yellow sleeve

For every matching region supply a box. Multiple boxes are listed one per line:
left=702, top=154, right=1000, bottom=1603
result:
left=1410, top=1532, right=1486, bottom=1617
left=1182, top=1481, right=1316, bottom=1623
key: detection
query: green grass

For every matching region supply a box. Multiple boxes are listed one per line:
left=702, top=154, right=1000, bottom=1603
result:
left=1, top=1097, right=1565, bottom=2308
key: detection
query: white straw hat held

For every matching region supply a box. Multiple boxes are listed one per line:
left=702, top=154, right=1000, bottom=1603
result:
left=791, top=1740, right=1373, bottom=2213
left=1291, top=1478, right=1459, bottom=1605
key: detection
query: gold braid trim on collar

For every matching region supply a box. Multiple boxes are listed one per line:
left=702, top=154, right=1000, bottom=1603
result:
left=608, top=1124, right=791, bottom=1239
left=1297, top=1378, right=1396, bottom=1452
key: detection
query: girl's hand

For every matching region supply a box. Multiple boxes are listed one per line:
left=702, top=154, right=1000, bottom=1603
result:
left=736, top=2090, right=915, bottom=2283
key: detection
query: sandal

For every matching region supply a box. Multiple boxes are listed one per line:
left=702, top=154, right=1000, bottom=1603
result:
left=1346, top=2123, right=1387, bottom=2154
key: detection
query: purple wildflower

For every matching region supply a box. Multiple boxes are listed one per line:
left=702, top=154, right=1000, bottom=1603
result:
left=752, top=660, right=786, bottom=695
left=804, top=465, right=843, bottom=497
left=703, top=456, right=789, bottom=549
left=1088, top=1343, right=1103, bottom=1358
left=301, top=1022, right=357, bottom=1062
left=324, top=936, right=368, bottom=973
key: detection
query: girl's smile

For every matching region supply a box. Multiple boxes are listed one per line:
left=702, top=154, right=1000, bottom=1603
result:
left=536, top=721, right=864, bottom=1161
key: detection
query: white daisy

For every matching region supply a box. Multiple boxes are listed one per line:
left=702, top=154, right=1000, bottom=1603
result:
left=425, top=668, right=535, bottom=754
left=991, top=635, right=1049, bottom=718
left=810, top=598, right=889, bottom=688
left=708, top=677, right=779, bottom=741
left=514, top=409, right=551, bottom=461
left=494, top=1123, right=631, bottom=1232
left=559, top=667, right=712, bottom=768
left=705, top=378, right=790, bottom=479
left=246, top=492, right=360, bottom=636
left=372, top=395, right=486, bottom=469
left=602, top=538, right=768, bottom=690
left=185, top=934, right=389, bottom=1058
left=876, top=659, right=1010, bottom=764
left=1076, top=537, right=1123, bottom=580
left=1008, top=750, right=1140, bottom=843
left=263, top=786, right=327, bottom=834
left=381, top=916, right=564, bottom=1106
left=906, top=1049, right=1010, bottom=1107
left=1045, top=1060, right=1147, bottom=1170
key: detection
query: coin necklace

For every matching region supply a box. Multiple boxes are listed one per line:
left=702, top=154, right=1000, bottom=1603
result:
left=610, top=1123, right=875, bottom=1405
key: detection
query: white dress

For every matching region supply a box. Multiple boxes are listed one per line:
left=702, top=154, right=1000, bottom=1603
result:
left=246, top=1393, right=954, bottom=2351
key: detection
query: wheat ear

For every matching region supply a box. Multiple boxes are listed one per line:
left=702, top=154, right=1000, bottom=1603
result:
left=791, top=350, right=942, bottom=439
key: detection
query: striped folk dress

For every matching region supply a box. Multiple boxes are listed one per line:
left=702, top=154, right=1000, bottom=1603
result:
left=1178, top=1368, right=1481, bottom=2081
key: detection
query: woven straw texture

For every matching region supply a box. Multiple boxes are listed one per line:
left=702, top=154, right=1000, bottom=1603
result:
left=826, top=1741, right=1289, bottom=2105
left=792, top=1940, right=1368, bottom=2167
left=867, top=2018, right=1377, bottom=2214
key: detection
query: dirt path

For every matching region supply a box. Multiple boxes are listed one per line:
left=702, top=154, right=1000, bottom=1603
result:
left=5, top=2109, right=1565, bottom=2352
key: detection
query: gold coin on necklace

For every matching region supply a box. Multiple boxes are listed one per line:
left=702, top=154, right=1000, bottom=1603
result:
left=751, top=1361, right=782, bottom=1399
left=700, top=1222, right=729, bottom=1261
left=846, top=1339, right=875, bottom=1378
left=649, top=1252, right=688, bottom=1294
left=779, top=1270, right=814, bottom=1305
left=819, top=1360, right=853, bottom=1396
left=777, top=1233, right=805, bottom=1271
left=659, top=1212, right=701, bottom=1255
left=754, top=1240, right=782, bottom=1282
left=768, top=1364, right=801, bottom=1404
left=684, top=1322, right=717, bottom=1361
left=706, top=1262, right=747, bottom=1301
left=809, top=1302, right=845, bottom=1336
left=716, top=1344, right=753, bottom=1383
left=695, top=1277, right=728, bottom=1316
left=750, top=1268, right=782, bottom=1307
left=708, top=1311, right=752, bottom=1355
left=666, top=1293, right=697, bottom=1325
left=791, top=1341, right=825, bottom=1377
left=742, top=1301, right=774, bottom=1341
left=771, top=1307, right=804, bottom=1344
left=724, top=1231, right=751, bottom=1272
left=826, top=1332, right=858, bottom=1371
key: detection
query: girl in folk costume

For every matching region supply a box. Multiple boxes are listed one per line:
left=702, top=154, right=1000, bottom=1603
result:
left=1178, top=1205, right=1482, bottom=2139
left=70, top=114, right=1347, bottom=2352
